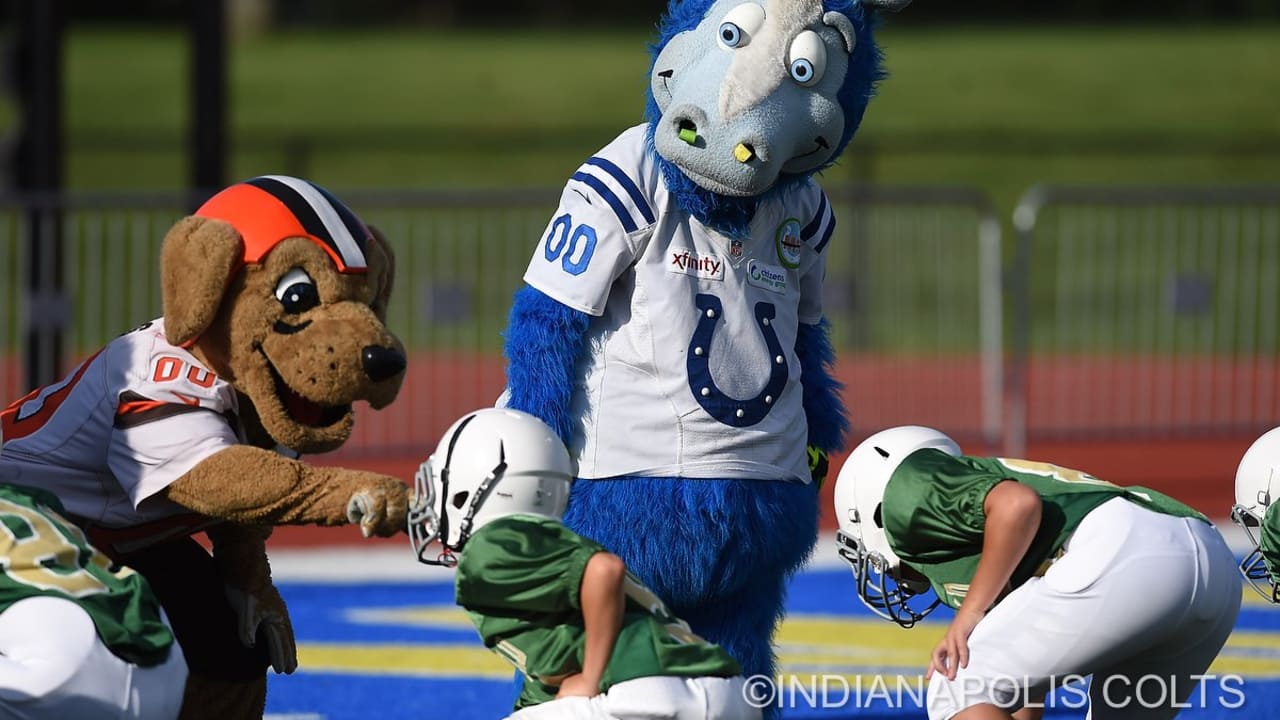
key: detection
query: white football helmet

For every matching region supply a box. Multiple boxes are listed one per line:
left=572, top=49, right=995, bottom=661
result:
left=408, top=408, right=574, bottom=567
left=1232, top=426, right=1280, bottom=603
left=833, top=425, right=961, bottom=627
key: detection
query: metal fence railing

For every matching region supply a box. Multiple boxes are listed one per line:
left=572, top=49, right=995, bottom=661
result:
left=1008, top=186, right=1280, bottom=453
left=0, top=212, right=22, bottom=407
left=822, top=187, right=1004, bottom=451
left=0, top=186, right=1005, bottom=459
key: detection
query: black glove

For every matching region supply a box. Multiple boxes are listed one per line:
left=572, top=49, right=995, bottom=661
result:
left=807, top=445, right=829, bottom=489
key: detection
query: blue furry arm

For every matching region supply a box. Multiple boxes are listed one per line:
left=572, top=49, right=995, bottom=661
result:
left=796, top=319, right=849, bottom=453
left=502, top=284, right=592, bottom=445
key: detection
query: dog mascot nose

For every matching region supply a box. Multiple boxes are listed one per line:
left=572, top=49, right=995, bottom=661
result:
left=361, top=345, right=406, bottom=382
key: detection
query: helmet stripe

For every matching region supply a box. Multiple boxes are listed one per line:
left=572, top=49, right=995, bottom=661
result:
left=248, top=176, right=369, bottom=270
left=313, top=182, right=375, bottom=260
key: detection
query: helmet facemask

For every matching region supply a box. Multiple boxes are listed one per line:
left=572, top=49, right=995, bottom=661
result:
left=1233, top=427, right=1280, bottom=604
left=836, top=505, right=939, bottom=628
left=409, top=414, right=508, bottom=567
left=832, top=425, right=961, bottom=627
left=408, top=456, right=449, bottom=566
left=1231, top=502, right=1280, bottom=604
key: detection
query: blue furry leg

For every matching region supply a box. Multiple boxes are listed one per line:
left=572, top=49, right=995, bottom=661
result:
left=677, top=574, right=790, bottom=719
left=564, top=476, right=818, bottom=720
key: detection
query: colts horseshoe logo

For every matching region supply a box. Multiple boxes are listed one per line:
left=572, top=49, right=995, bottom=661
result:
left=686, top=293, right=789, bottom=427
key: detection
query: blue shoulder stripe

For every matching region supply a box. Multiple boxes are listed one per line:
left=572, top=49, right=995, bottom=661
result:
left=815, top=214, right=837, bottom=254
left=584, top=157, right=655, bottom=225
left=801, top=192, right=830, bottom=241
left=571, top=172, right=638, bottom=233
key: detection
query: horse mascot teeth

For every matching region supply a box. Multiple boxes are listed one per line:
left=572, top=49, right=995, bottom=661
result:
left=502, top=0, right=903, bottom=708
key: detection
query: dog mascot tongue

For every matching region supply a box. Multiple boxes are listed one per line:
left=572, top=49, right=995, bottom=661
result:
left=502, top=0, right=903, bottom=706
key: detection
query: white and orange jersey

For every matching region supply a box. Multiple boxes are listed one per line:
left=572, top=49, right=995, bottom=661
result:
left=0, top=319, right=241, bottom=532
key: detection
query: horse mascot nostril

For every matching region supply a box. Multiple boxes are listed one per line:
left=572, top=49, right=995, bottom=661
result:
left=501, top=0, right=906, bottom=712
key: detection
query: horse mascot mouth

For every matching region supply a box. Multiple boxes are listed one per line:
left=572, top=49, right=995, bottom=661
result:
left=500, top=1, right=907, bottom=716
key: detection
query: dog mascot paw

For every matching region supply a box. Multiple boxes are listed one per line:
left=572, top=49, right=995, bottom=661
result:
left=0, top=175, right=409, bottom=719
left=501, top=2, right=901, bottom=712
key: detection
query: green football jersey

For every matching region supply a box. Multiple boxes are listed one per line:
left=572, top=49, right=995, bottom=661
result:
left=882, top=450, right=1208, bottom=609
left=455, top=515, right=741, bottom=709
left=0, top=484, right=174, bottom=666
left=1259, top=502, right=1280, bottom=585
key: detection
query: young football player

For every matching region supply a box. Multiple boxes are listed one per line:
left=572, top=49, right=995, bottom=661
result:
left=1232, top=426, right=1280, bottom=603
left=0, top=483, right=186, bottom=719
left=408, top=408, right=760, bottom=720
left=832, top=426, right=1240, bottom=720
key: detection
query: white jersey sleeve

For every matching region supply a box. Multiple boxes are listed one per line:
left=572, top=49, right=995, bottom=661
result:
left=797, top=186, right=834, bottom=325
left=523, top=125, right=658, bottom=317
left=1, top=320, right=241, bottom=526
left=106, top=326, right=241, bottom=511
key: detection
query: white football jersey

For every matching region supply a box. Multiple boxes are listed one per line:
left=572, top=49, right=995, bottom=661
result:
left=523, top=125, right=836, bottom=482
left=0, top=319, right=241, bottom=529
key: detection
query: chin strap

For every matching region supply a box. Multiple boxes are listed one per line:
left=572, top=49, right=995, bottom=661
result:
left=455, top=442, right=508, bottom=551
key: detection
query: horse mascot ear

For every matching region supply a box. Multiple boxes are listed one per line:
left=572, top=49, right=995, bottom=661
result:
left=500, top=3, right=904, bottom=715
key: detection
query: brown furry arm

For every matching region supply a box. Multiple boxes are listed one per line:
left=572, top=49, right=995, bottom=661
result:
left=206, top=523, right=274, bottom=591
left=163, top=444, right=408, bottom=536
left=207, top=522, right=299, bottom=674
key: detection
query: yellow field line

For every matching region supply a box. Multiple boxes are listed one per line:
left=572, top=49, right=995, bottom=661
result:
left=305, top=608, right=1280, bottom=680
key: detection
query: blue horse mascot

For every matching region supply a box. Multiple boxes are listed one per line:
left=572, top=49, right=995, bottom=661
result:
left=502, top=1, right=906, bottom=713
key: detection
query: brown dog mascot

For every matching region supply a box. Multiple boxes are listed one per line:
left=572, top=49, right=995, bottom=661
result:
left=0, top=175, right=409, bottom=719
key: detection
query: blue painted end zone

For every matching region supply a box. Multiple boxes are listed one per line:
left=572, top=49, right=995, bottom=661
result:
left=266, top=568, right=1280, bottom=719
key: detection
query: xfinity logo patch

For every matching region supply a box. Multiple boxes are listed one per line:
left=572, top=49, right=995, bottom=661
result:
left=669, top=250, right=725, bottom=281
left=748, top=260, right=787, bottom=294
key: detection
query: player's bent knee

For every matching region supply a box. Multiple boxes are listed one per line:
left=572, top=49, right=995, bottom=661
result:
left=0, top=596, right=99, bottom=699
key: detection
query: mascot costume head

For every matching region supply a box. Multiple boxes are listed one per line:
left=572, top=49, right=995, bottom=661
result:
left=646, top=0, right=892, bottom=234
left=500, top=2, right=906, bottom=715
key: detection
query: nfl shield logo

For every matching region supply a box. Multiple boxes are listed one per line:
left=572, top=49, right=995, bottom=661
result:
left=730, top=239, right=743, bottom=258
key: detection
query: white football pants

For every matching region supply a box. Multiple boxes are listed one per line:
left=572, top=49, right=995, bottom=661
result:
left=926, top=496, right=1241, bottom=720
left=0, top=596, right=188, bottom=720
left=505, top=675, right=761, bottom=720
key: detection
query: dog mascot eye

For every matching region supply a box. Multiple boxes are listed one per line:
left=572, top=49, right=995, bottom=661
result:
left=717, top=3, right=765, bottom=50
left=274, top=268, right=319, bottom=314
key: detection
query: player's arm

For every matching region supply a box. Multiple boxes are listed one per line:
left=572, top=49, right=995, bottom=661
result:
left=930, top=479, right=1042, bottom=680
left=558, top=550, right=627, bottom=698
left=967, top=480, right=1042, bottom=614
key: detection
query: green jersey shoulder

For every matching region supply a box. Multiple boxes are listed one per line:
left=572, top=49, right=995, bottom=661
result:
left=881, top=450, right=1206, bottom=608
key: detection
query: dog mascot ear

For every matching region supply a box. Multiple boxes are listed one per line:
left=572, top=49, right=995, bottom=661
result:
left=366, top=225, right=396, bottom=323
left=160, top=216, right=244, bottom=348
left=500, top=3, right=903, bottom=715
